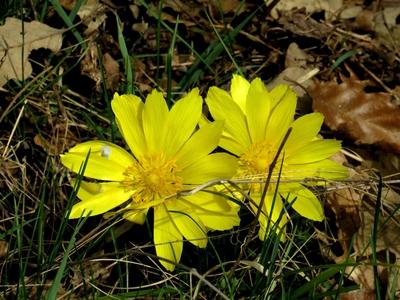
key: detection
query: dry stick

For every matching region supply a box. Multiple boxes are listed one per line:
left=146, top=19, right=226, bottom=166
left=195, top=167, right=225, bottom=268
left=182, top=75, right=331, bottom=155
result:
left=228, top=127, right=293, bottom=278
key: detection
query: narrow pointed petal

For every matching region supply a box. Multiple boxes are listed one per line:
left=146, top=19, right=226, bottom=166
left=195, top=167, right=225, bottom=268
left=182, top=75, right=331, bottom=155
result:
left=182, top=191, right=240, bottom=230
left=175, top=121, right=223, bottom=169
left=179, top=153, right=238, bottom=184
left=69, top=182, right=132, bottom=218
left=167, top=201, right=208, bottom=248
left=285, top=159, right=348, bottom=181
left=61, top=141, right=134, bottom=181
left=206, top=87, right=251, bottom=149
left=162, top=88, right=202, bottom=156
left=111, top=93, right=147, bottom=158
left=264, top=87, right=296, bottom=147
left=230, top=74, right=250, bottom=112
left=286, top=140, right=342, bottom=164
left=285, top=113, right=324, bottom=154
left=270, top=84, right=292, bottom=108
left=153, top=204, right=183, bottom=271
left=219, top=133, right=247, bottom=156
left=142, top=90, right=169, bottom=152
left=246, top=78, right=271, bottom=142
left=284, top=187, right=324, bottom=221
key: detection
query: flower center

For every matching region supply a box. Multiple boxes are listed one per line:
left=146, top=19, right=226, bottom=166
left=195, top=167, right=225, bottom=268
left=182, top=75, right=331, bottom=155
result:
left=237, top=141, right=285, bottom=193
left=121, top=153, right=183, bottom=204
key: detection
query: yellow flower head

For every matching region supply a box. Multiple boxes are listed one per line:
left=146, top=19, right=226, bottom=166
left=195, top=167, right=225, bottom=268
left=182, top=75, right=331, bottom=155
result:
left=61, top=88, right=240, bottom=271
left=206, top=75, right=348, bottom=240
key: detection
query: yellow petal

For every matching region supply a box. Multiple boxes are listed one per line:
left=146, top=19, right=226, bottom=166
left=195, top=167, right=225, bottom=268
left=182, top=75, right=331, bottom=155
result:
left=246, top=78, right=271, bottom=143
left=285, top=159, right=348, bottom=181
left=264, top=86, right=296, bottom=147
left=230, top=74, right=250, bottom=112
left=285, top=113, right=324, bottom=155
left=182, top=191, right=240, bottom=230
left=162, top=88, right=202, bottom=156
left=70, top=180, right=102, bottom=201
left=69, top=182, right=132, bottom=218
left=142, top=90, right=169, bottom=152
left=270, top=84, right=292, bottom=108
left=285, top=187, right=324, bottom=221
left=61, top=141, right=135, bottom=181
left=175, top=121, right=223, bottom=169
left=167, top=200, right=207, bottom=248
left=111, top=93, right=147, bottom=158
left=206, top=87, right=251, bottom=150
left=179, top=153, right=238, bottom=184
left=286, top=140, right=342, bottom=164
left=123, top=208, right=148, bottom=224
left=153, top=204, right=183, bottom=271
left=220, top=133, right=247, bottom=156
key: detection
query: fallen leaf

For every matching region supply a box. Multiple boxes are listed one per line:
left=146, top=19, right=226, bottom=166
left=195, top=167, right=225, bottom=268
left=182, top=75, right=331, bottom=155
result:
left=59, top=0, right=76, bottom=10
left=339, top=289, right=375, bottom=300
left=0, top=17, right=62, bottom=87
left=268, top=43, right=319, bottom=99
left=80, top=42, right=120, bottom=91
left=77, top=0, right=107, bottom=36
left=277, top=9, right=333, bottom=40
left=102, top=52, right=120, bottom=90
left=374, top=6, right=400, bottom=53
left=265, top=0, right=342, bottom=20
left=322, top=155, right=400, bottom=296
left=211, top=0, right=242, bottom=14
left=310, top=72, right=400, bottom=153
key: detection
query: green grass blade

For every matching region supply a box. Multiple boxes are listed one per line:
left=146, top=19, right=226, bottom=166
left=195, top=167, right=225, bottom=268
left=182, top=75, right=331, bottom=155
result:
left=115, top=13, right=134, bottom=94
left=49, top=0, right=86, bottom=47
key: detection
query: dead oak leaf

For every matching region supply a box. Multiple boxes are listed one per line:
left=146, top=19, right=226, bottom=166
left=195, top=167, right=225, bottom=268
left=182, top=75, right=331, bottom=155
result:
left=310, top=73, right=400, bottom=153
left=0, top=17, right=62, bottom=87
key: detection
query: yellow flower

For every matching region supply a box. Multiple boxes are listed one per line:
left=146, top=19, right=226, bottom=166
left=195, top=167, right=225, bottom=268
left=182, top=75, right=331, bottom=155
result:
left=206, top=75, right=348, bottom=240
left=61, top=89, right=240, bottom=271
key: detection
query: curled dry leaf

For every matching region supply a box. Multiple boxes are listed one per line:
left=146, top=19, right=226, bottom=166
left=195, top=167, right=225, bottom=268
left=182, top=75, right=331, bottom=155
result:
left=310, top=72, right=400, bottom=153
left=0, top=17, right=62, bottom=87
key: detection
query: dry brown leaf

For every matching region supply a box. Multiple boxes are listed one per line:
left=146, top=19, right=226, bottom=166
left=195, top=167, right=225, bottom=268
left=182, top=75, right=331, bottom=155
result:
left=210, top=0, right=242, bottom=14
left=267, top=43, right=318, bottom=100
left=310, top=72, right=400, bottom=153
left=374, top=6, right=400, bottom=53
left=77, top=0, right=107, bottom=36
left=0, top=17, right=62, bottom=87
left=59, top=0, right=76, bottom=10
left=102, top=52, right=120, bottom=90
left=339, top=289, right=375, bottom=300
left=278, top=9, right=333, bottom=40
left=323, top=160, right=400, bottom=295
left=265, top=0, right=342, bottom=19
left=80, top=42, right=120, bottom=91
